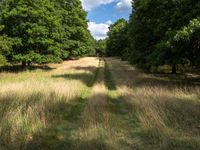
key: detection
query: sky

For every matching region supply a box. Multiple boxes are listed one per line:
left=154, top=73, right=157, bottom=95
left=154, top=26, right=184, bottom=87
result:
left=81, top=0, right=132, bottom=40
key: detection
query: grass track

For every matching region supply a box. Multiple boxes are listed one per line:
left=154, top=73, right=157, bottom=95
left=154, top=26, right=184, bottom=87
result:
left=72, top=58, right=139, bottom=150
left=0, top=57, right=200, bottom=150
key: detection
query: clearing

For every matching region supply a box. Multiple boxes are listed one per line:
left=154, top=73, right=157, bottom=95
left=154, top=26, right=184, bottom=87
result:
left=0, top=57, right=200, bottom=150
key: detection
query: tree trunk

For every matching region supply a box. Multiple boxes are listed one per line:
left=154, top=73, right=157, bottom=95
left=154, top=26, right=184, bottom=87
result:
left=22, top=61, right=26, bottom=68
left=27, top=61, right=31, bottom=67
left=172, top=64, right=177, bottom=74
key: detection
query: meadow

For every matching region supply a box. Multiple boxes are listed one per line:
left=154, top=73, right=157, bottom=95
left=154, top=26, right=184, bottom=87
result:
left=0, top=57, right=99, bottom=149
left=0, top=57, right=200, bottom=150
left=106, top=58, right=200, bottom=150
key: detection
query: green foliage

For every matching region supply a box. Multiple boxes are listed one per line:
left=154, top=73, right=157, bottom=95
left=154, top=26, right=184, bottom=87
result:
left=54, top=0, right=93, bottom=58
left=122, top=0, right=200, bottom=72
left=0, top=36, right=12, bottom=65
left=154, top=17, right=200, bottom=68
left=106, top=19, right=129, bottom=57
left=0, top=0, right=63, bottom=64
left=0, top=0, right=93, bottom=65
left=0, top=25, right=18, bottom=65
left=95, top=39, right=106, bottom=56
left=174, top=18, right=200, bottom=41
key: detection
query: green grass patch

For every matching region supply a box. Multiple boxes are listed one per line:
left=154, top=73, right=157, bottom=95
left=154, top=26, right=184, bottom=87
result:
left=104, top=59, right=140, bottom=148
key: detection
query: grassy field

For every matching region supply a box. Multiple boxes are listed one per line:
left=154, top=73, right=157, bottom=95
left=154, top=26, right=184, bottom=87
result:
left=0, top=57, right=200, bottom=150
left=0, top=57, right=99, bottom=149
left=106, top=58, right=200, bottom=150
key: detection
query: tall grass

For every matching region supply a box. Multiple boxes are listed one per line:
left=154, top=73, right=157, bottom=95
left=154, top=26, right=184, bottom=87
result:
left=72, top=59, right=133, bottom=150
left=106, top=58, right=200, bottom=150
left=1, top=57, right=199, bottom=149
left=0, top=57, right=99, bottom=149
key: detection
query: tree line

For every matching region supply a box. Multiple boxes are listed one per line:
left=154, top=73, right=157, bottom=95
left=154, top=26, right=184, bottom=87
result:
left=106, top=0, right=200, bottom=73
left=0, top=0, right=94, bottom=66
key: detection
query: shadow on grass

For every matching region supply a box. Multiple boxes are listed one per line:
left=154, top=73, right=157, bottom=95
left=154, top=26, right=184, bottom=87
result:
left=160, top=97, right=200, bottom=135
left=25, top=96, right=87, bottom=150
left=0, top=94, right=110, bottom=150
left=0, top=91, right=110, bottom=150
left=25, top=95, right=114, bottom=150
left=104, top=59, right=140, bottom=148
left=52, top=63, right=100, bottom=88
left=52, top=73, right=95, bottom=87
left=0, top=60, right=101, bottom=149
left=108, top=91, right=200, bottom=150
left=2, top=74, right=198, bottom=149
left=31, top=97, right=115, bottom=150
left=150, top=72, right=200, bottom=86
left=105, top=58, right=200, bottom=150
left=140, top=73, right=200, bottom=89
left=107, top=58, right=200, bottom=89
left=0, top=92, right=85, bottom=149
left=104, top=62, right=117, bottom=91
left=70, top=66, right=97, bottom=72
left=134, top=94, right=200, bottom=149
left=0, top=65, right=55, bottom=73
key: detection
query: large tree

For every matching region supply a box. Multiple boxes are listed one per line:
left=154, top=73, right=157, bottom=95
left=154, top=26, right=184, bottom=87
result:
left=55, top=0, right=93, bottom=58
left=106, top=19, right=129, bottom=57
left=0, top=0, right=94, bottom=66
left=128, top=0, right=200, bottom=73
left=0, top=0, right=66, bottom=66
left=95, top=39, right=106, bottom=56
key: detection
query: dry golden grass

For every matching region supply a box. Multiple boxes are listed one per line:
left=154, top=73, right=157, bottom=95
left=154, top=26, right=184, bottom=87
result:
left=72, top=59, right=134, bottom=150
left=73, top=59, right=111, bottom=149
left=106, top=58, right=200, bottom=150
left=1, top=57, right=199, bottom=150
left=0, top=57, right=99, bottom=150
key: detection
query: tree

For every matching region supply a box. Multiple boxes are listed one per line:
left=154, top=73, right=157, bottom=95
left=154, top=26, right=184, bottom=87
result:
left=128, top=0, right=200, bottom=73
left=0, top=25, right=20, bottom=65
left=55, top=0, right=93, bottom=58
left=173, top=18, right=200, bottom=66
left=106, top=19, right=129, bottom=57
left=0, top=0, right=94, bottom=66
left=0, top=0, right=65, bottom=66
left=0, top=35, right=13, bottom=65
left=95, top=39, right=106, bottom=56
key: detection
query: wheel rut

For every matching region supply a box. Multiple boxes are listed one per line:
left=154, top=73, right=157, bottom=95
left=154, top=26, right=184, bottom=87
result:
left=73, top=58, right=135, bottom=150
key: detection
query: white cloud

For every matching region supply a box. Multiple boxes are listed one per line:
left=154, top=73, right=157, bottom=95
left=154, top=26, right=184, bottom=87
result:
left=82, top=0, right=115, bottom=11
left=88, top=21, right=112, bottom=40
left=83, top=0, right=132, bottom=40
left=106, top=20, right=113, bottom=25
left=116, top=0, right=132, bottom=11
left=81, top=0, right=132, bottom=11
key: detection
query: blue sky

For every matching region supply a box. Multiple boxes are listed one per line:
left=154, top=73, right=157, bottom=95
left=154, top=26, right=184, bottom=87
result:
left=82, top=0, right=132, bottom=40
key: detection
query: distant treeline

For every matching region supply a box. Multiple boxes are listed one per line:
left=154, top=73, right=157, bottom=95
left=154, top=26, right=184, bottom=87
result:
left=106, top=0, right=200, bottom=73
left=0, top=0, right=94, bottom=66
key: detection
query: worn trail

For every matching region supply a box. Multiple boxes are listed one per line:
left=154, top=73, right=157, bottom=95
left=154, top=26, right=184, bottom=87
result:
left=73, top=58, right=135, bottom=150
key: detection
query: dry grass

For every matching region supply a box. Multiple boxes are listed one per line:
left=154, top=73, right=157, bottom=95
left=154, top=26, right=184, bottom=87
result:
left=106, top=58, right=200, bottom=150
left=0, top=57, right=99, bottom=150
left=1, top=57, right=200, bottom=150
left=72, top=59, right=134, bottom=150
left=73, top=59, right=111, bottom=149
left=72, top=59, right=117, bottom=150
